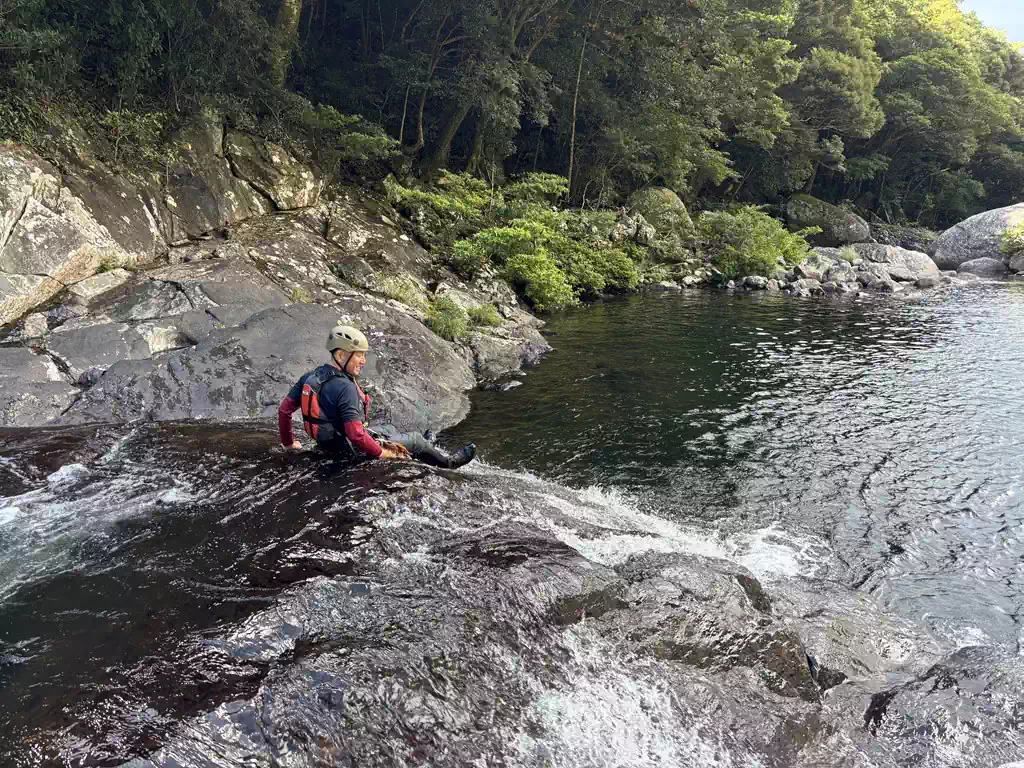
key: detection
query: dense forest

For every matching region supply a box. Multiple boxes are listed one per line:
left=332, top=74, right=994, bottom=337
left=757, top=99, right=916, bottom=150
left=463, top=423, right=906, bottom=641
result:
left=1, top=0, right=1022, bottom=230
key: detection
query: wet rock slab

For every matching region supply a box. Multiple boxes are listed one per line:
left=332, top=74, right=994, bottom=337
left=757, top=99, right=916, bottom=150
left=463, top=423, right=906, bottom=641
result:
left=0, top=347, right=77, bottom=426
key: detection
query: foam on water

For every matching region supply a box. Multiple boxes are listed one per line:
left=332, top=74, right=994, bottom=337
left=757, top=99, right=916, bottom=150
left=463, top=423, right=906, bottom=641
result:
left=515, top=624, right=758, bottom=768
left=0, top=461, right=199, bottom=602
left=472, top=462, right=836, bottom=582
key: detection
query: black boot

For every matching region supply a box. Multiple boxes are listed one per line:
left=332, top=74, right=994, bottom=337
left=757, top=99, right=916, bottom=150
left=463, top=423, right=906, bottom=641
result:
left=446, top=444, right=476, bottom=469
left=415, top=442, right=476, bottom=469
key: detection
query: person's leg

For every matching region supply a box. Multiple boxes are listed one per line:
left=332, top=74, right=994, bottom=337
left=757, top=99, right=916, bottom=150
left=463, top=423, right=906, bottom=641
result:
left=370, top=425, right=475, bottom=468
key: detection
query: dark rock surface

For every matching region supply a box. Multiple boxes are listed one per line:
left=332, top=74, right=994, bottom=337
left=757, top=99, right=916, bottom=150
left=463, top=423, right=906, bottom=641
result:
left=58, top=301, right=476, bottom=430
left=0, top=347, right=77, bottom=426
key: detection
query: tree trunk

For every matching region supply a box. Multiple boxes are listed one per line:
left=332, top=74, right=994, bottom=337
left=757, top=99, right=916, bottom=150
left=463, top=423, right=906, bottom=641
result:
left=270, top=0, right=303, bottom=88
left=398, top=83, right=411, bottom=144
left=427, top=101, right=472, bottom=171
left=466, top=118, right=486, bottom=175
left=566, top=28, right=588, bottom=199
left=413, top=86, right=430, bottom=151
left=804, top=160, right=820, bottom=195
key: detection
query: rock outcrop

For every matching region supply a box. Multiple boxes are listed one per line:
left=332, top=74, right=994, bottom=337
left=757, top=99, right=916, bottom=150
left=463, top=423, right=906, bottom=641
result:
left=785, top=194, right=871, bottom=247
left=0, top=146, right=159, bottom=325
left=0, top=347, right=78, bottom=427
left=627, top=187, right=694, bottom=261
left=0, top=114, right=555, bottom=429
left=957, top=257, right=1009, bottom=277
left=931, top=203, right=1024, bottom=270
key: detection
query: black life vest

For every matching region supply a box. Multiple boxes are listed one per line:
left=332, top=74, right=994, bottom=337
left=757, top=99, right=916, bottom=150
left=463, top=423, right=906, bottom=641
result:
left=299, top=366, right=370, bottom=447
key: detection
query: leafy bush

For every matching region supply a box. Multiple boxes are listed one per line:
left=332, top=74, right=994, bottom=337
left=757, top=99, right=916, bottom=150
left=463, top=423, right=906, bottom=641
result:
left=452, top=223, right=543, bottom=278
left=839, top=245, right=858, bottom=263
left=453, top=208, right=641, bottom=302
left=504, top=250, right=577, bottom=311
left=1000, top=222, right=1024, bottom=256
left=503, top=173, right=568, bottom=205
left=427, top=296, right=469, bottom=341
left=377, top=274, right=428, bottom=310
left=552, top=238, right=640, bottom=294
left=298, top=104, right=399, bottom=180
left=697, top=206, right=818, bottom=279
left=100, top=109, right=168, bottom=168
left=386, top=172, right=496, bottom=252
left=468, top=304, right=502, bottom=326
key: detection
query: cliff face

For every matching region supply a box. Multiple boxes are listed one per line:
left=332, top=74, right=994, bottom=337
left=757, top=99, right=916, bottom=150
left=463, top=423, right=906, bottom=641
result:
left=0, top=115, right=548, bottom=429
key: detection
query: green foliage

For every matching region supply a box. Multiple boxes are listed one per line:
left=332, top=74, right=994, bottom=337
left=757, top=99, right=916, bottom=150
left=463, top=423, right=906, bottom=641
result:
left=1, top=0, right=1021, bottom=242
left=451, top=199, right=641, bottom=306
left=504, top=251, right=577, bottom=312
left=839, top=246, right=858, bottom=263
left=297, top=104, right=399, bottom=179
left=503, top=173, right=568, bottom=204
left=698, top=207, right=817, bottom=279
left=427, top=296, right=469, bottom=341
left=1000, top=222, right=1024, bottom=256
left=386, top=172, right=495, bottom=251
left=377, top=274, right=428, bottom=310
left=100, top=109, right=167, bottom=168
left=468, top=304, right=502, bottom=326
left=289, top=286, right=313, bottom=303
left=95, top=257, right=118, bottom=274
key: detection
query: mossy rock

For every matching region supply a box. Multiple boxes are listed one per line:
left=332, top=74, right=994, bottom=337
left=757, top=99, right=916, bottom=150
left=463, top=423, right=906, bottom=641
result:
left=785, top=194, right=870, bottom=247
left=627, top=187, right=694, bottom=237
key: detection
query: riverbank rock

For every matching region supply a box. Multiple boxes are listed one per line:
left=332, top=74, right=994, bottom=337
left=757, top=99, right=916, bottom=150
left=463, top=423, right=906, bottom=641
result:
left=58, top=301, right=476, bottom=430
left=627, top=187, right=693, bottom=236
left=785, top=195, right=871, bottom=247
left=853, top=243, right=939, bottom=282
left=627, top=187, right=694, bottom=261
left=870, top=222, right=938, bottom=253
left=0, top=347, right=77, bottom=427
left=225, top=134, right=321, bottom=210
left=932, top=203, right=1024, bottom=270
left=958, top=257, right=1009, bottom=277
left=0, top=146, right=143, bottom=325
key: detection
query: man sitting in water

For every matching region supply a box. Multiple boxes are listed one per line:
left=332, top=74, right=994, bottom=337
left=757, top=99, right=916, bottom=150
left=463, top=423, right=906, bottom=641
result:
left=277, top=325, right=477, bottom=468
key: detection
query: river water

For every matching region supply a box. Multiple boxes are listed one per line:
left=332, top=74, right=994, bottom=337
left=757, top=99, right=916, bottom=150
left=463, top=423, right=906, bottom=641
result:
left=2, top=282, right=1024, bottom=766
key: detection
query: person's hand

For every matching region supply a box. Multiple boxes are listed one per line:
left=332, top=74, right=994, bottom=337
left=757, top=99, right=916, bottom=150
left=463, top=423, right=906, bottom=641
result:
left=379, top=441, right=411, bottom=460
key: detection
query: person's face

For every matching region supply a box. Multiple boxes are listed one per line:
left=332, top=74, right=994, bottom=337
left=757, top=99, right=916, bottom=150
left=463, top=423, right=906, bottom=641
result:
left=344, top=350, right=367, bottom=376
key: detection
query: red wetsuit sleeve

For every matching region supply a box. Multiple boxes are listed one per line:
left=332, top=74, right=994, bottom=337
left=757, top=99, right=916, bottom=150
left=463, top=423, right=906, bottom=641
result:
left=344, top=420, right=383, bottom=458
left=278, top=395, right=300, bottom=445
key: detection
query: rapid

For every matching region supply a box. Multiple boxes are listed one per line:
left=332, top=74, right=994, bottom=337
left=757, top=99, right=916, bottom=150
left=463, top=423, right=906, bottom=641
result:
left=2, top=282, right=1024, bottom=767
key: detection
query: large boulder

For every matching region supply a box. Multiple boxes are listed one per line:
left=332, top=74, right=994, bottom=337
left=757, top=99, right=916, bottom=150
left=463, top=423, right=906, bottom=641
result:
left=155, top=116, right=270, bottom=243
left=958, top=257, right=1009, bottom=277
left=225, top=134, right=321, bottom=210
left=785, top=194, right=871, bottom=247
left=870, top=222, right=938, bottom=254
left=0, top=347, right=78, bottom=427
left=1010, top=252, right=1024, bottom=274
left=61, top=166, right=167, bottom=265
left=852, top=243, right=939, bottom=281
left=57, top=301, right=476, bottom=431
left=626, top=187, right=694, bottom=249
left=0, top=146, right=136, bottom=324
left=932, top=203, right=1024, bottom=270
left=321, top=190, right=434, bottom=281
